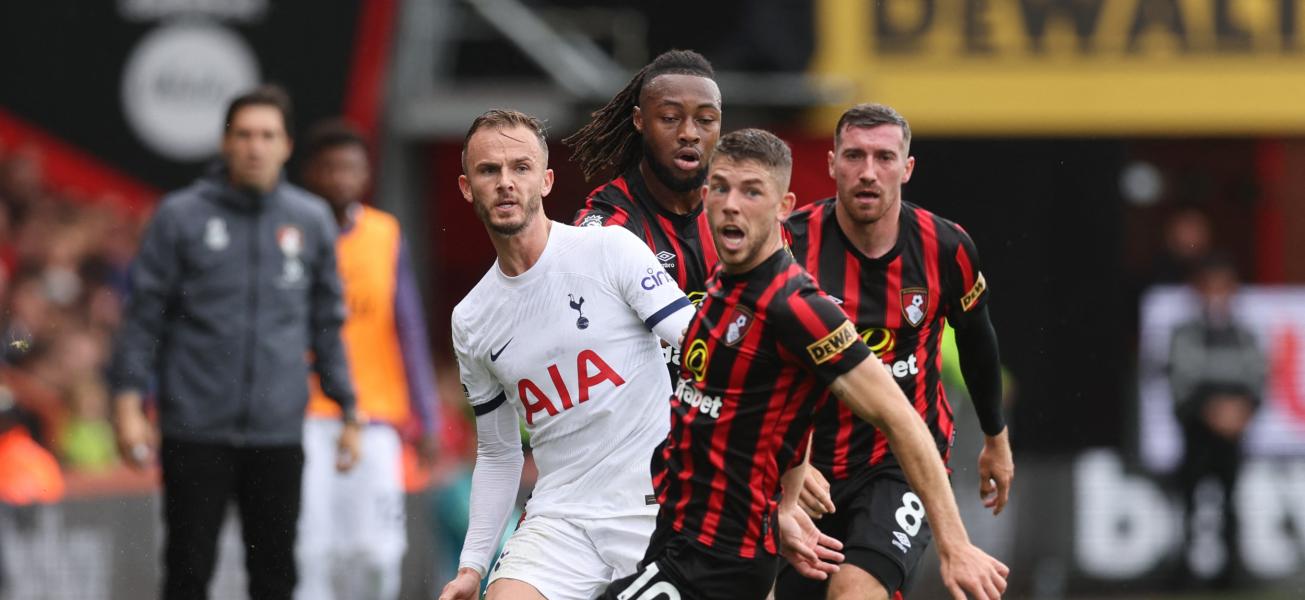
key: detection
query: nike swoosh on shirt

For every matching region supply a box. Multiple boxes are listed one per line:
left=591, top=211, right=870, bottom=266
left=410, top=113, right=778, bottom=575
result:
left=490, top=338, right=513, bottom=362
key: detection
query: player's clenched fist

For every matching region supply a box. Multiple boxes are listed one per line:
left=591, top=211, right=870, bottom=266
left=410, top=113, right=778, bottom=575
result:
left=940, top=543, right=1009, bottom=600
left=438, top=568, right=482, bottom=600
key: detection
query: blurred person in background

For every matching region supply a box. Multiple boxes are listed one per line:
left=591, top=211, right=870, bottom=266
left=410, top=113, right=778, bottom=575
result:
left=0, top=383, right=64, bottom=595
left=109, top=85, right=361, bottom=600
left=564, top=49, right=721, bottom=377
left=294, top=119, right=442, bottom=600
left=0, top=145, right=46, bottom=226
left=1150, top=205, right=1212, bottom=284
left=1167, top=254, right=1263, bottom=589
left=776, top=104, right=1012, bottom=600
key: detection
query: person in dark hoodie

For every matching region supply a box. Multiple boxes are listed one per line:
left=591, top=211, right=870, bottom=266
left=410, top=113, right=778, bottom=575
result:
left=109, top=85, right=361, bottom=600
left=1167, top=254, right=1264, bottom=589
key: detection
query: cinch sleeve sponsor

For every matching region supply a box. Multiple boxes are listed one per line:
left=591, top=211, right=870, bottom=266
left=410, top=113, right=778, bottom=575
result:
left=604, top=227, right=693, bottom=330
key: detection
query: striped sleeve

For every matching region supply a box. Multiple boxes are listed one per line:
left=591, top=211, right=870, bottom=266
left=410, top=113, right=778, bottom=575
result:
left=771, top=282, right=872, bottom=386
left=948, top=224, right=988, bottom=315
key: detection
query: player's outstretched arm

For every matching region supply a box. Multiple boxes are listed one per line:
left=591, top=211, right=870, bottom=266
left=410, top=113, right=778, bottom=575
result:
left=828, top=361, right=1009, bottom=600
left=777, top=462, right=844, bottom=580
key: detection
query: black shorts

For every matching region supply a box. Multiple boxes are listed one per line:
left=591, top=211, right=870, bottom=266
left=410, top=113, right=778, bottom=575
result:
left=773, top=471, right=933, bottom=599
left=598, top=523, right=779, bottom=600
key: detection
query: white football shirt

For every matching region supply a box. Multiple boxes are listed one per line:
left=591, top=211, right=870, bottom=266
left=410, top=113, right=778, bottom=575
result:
left=452, top=223, right=692, bottom=523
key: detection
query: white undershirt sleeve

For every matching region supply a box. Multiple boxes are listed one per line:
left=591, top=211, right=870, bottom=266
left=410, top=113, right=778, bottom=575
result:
left=456, top=403, right=524, bottom=577
left=651, top=303, right=695, bottom=350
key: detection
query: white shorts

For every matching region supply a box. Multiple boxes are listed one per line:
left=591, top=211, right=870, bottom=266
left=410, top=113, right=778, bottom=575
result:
left=487, top=513, right=654, bottom=600
left=295, top=418, right=406, bottom=600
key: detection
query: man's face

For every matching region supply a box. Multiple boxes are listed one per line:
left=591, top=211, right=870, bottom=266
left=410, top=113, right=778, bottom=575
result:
left=829, top=124, right=915, bottom=225
left=703, top=156, right=794, bottom=271
left=222, top=105, right=292, bottom=193
left=304, top=144, right=370, bottom=212
left=458, top=124, right=554, bottom=236
left=634, top=74, right=722, bottom=193
left=1197, top=268, right=1237, bottom=317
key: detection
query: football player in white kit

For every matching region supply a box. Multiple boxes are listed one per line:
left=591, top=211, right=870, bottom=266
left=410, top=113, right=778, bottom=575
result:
left=438, top=110, right=695, bottom=600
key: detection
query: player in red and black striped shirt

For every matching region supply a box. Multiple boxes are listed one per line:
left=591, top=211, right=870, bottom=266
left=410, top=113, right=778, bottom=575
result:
left=775, top=104, right=1013, bottom=600
left=601, top=130, right=1008, bottom=600
left=564, top=50, right=720, bottom=304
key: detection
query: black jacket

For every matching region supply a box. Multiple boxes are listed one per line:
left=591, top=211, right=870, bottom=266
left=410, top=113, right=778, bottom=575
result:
left=111, top=171, right=356, bottom=445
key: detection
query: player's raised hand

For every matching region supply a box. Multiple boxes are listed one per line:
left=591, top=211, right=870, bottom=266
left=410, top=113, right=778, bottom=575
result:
left=940, top=542, right=1008, bottom=600
left=977, top=428, right=1013, bottom=515
left=777, top=505, right=844, bottom=580
left=438, top=567, right=482, bottom=600
left=797, top=465, right=835, bottom=518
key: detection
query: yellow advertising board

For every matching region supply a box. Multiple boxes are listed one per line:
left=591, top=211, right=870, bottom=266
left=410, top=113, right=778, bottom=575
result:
left=808, top=0, right=1305, bottom=135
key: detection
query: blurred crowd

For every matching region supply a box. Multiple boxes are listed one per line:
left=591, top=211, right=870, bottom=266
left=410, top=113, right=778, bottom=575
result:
left=0, top=139, right=492, bottom=587
left=0, top=143, right=143, bottom=476
left=0, top=143, right=482, bottom=481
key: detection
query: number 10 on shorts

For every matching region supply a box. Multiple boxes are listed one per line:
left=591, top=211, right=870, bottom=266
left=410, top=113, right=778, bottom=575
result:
left=617, top=562, right=682, bottom=600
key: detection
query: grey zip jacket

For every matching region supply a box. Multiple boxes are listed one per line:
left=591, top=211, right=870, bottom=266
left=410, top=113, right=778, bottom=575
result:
left=111, top=170, right=356, bottom=446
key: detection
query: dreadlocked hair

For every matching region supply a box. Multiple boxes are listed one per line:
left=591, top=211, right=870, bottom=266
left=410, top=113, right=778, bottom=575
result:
left=563, top=49, right=715, bottom=182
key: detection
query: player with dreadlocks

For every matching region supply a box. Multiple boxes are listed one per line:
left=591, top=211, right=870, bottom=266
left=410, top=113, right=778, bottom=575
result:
left=566, top=50, right=722, bottom=375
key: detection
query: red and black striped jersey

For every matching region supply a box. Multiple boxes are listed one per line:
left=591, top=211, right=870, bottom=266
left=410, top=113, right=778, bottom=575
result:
left=573, top=167, right=719, bottom=303
left=651, top=248, right=872, bottom=560
left=784, top=198, right=990, bottom=481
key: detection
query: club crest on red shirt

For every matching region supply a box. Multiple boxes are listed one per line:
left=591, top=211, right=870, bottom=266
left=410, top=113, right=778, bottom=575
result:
left=724, top=306, right=754, bottom=346
left=901, top=288, right=928, bottom=327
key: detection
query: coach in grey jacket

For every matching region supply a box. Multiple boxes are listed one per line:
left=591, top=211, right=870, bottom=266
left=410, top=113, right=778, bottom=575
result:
left=110, top=85, right=361, bottom=600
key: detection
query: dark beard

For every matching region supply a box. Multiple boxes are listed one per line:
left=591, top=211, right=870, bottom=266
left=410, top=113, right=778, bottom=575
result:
left=474, top=194, right=541, bottom=236
left=644, top=139, right=707, bottom=194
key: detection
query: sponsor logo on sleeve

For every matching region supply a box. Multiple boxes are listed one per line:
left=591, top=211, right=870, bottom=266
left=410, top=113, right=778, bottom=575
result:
left=641, top=267, right=673, bottom=290
left=960, top=273, right=987, bottom=312
left=806, top=321, right=859, bottom=365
